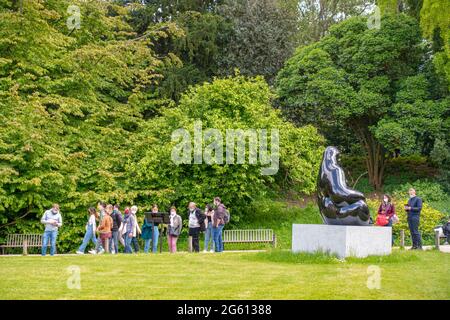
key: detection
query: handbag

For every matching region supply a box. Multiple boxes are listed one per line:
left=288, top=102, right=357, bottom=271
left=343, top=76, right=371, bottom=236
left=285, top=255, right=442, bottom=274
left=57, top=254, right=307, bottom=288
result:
left=376, top=214, right=389, bottom=226
left=391, top=214, right=399, bottom=225
left=119, top=222, right=127, bottom=235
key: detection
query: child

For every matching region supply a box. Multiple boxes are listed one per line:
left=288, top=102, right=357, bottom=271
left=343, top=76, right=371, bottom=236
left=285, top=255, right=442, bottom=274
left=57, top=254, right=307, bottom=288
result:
left=76, top=207, right=98, bottom=254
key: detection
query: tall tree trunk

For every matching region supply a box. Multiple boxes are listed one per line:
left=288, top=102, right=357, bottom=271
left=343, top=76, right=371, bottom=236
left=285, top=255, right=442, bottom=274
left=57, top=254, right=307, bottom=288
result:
left=354, top=125, right=386, bottom=191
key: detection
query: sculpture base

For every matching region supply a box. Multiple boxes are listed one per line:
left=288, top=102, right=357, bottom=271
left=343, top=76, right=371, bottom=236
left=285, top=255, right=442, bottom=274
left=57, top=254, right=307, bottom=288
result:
left=292, top=224, right=391, bottom=258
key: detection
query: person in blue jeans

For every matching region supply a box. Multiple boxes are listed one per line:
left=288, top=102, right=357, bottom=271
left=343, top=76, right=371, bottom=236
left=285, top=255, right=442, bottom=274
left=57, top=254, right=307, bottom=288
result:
left=203, top=204, right=215, bottom=252
left=76, top=207, right=98, bottom=254
left=109, top=204, right=122, bottom=254
left=143, top=204, right=160, bottom=253
left=123, top=207, right=136, bottom=253
left=212, top=197, right=227, bottom=252
left=142, top=213, right=154, bottom=253
left=40, top=204, right=63, bottom=256
left=405, top=188, right=423, bottom=250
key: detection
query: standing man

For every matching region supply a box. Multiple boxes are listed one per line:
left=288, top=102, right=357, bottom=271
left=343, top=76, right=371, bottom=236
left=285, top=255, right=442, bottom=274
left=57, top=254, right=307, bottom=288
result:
left=188, top=202, right=205, bottom=253
left=405, top=188, right=423, bottom=250
left=212, top=197, right=227, bottom=253
left=41, top=204, right=63, bottom=256
left=110, top=204, right=122, bottom=254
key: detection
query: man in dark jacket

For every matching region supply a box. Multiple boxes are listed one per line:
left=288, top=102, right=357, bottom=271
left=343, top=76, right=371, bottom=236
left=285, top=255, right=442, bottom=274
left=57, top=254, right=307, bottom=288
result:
left=405, top=188, right=423, bottom=250
left=110, top=204, right=123, bottom=254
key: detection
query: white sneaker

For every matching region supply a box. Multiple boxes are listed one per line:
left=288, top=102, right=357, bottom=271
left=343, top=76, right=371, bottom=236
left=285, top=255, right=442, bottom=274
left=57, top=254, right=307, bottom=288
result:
left=98, top=249, right=105, bottom=254
left=210, top=249, right=214, bottom=253
left=88, top=250, right=96, bottom=255
left=203, top=250, right=208, bottom=253
left=76, top=251, right=84, bottom=255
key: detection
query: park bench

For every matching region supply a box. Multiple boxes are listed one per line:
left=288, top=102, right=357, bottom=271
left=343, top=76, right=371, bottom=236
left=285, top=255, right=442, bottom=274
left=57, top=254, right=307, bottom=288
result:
left=223, top=229, right=276, bottom=249
left=0, top=234, right=42, bottom=255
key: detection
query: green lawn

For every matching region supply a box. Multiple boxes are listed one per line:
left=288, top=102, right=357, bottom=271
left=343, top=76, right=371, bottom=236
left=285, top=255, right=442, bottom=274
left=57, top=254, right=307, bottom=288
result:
left=0, top=250, right=448, bottom=300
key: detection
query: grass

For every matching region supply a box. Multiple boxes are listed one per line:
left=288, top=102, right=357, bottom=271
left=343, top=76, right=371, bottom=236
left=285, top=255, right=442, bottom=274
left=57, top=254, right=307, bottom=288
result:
left=0, top=250, right=448, bottom=300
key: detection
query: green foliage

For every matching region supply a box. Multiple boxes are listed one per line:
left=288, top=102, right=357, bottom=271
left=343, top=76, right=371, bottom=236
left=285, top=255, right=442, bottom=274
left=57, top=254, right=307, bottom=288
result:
left=384, top=179, right=450, bottom=217
left=217, top=0, right=299, bottom=84
left=430, top=138, right=450, bottom=192
left=385, top=179, right=447, bottom=202
left=0, top=0, right=178, bottom=249
left=298, top=0, right=375, bottom=45
left=126, top=75, right=324, bottom=223
left=276, top=14, right=448, bottom=189
left=420, top=0, right=450, bottom=86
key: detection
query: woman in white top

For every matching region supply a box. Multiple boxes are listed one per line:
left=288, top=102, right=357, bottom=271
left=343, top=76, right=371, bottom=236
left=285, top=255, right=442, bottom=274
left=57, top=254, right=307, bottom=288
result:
left=77, top=207, right=98, bottom=254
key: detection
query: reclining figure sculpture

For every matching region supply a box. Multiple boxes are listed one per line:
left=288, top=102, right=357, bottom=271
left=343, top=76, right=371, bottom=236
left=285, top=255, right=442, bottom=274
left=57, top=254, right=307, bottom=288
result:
left=317, top=146, right=370, bottom=226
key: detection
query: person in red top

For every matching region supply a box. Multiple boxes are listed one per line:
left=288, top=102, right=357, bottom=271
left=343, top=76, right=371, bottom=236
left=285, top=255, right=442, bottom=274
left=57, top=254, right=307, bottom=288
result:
left=377, top=194, right=396, bottom=225
left=376, top=194, right=396, bottom=245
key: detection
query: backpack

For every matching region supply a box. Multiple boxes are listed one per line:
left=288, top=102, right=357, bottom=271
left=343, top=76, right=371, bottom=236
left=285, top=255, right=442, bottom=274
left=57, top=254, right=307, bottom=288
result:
left=195, top=209, right=206, bottom=232
left=222, top=207, right=230, bottom=224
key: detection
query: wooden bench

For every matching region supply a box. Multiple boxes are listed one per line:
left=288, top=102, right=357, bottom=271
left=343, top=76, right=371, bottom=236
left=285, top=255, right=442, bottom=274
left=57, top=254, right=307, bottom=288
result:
left=0, top=234, right=42, bottom=255
left=223, top=229, right=276, bottom=248
left=434, top=228, right=448, bottom=249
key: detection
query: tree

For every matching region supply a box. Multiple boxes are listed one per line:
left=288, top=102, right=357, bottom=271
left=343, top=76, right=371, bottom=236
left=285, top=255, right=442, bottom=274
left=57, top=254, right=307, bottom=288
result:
left=216, top=0, right=300, bottom=84
left=0, top=0, right=175, bottom=250
left=420, top=0, right=450, bottom=88
left=276, top=14, right=447, bottom=190
left=297, top=0, right=375, bottom=45
left=126, top=75, right=324, bottom=222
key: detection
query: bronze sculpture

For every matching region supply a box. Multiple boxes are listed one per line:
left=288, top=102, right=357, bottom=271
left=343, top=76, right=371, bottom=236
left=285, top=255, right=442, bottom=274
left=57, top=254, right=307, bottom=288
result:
left=317, top=146, right=370, bottom=226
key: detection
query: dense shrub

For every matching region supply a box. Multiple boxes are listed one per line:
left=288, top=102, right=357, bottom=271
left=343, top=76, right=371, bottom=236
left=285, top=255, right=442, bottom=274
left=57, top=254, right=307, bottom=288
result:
left=384, top=180, right=447, bottom=203
left=126, top=75, right=324, bottom=225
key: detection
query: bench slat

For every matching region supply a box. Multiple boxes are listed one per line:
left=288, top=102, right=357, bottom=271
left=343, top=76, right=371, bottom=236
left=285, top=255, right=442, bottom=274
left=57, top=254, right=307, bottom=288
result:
left=223, top=229, right=274, bottom=245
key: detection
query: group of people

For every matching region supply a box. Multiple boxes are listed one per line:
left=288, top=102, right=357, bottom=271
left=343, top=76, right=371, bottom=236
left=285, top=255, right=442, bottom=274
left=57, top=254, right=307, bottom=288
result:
left=40, top=187, right=449, bottom=256
left=40, top=197, right=229, bottom=256
left=374, top=187, right=444, bottom=250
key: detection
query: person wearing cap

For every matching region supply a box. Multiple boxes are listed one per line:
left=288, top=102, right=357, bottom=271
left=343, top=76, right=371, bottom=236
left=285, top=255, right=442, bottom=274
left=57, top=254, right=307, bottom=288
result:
left=40, top=203, right=63, bottom=256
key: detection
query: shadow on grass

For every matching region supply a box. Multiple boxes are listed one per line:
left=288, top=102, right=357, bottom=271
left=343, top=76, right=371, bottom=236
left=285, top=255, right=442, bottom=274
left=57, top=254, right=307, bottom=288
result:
left=244, top=249, right=423, bottom=265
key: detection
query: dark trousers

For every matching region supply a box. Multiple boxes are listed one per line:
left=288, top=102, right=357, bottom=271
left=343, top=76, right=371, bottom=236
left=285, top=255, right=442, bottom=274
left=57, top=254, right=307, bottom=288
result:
left=189, top=227, right=200, bottom=252
left=407, top=215, right=422, bottom=248
left=384, top=219, right=394, bottom=245
left=131, top=237, right=140, bottom=253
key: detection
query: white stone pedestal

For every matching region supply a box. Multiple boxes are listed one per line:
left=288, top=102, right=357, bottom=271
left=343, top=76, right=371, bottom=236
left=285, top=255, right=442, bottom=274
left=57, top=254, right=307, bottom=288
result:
left=292, top=224, right=392, bottom=258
